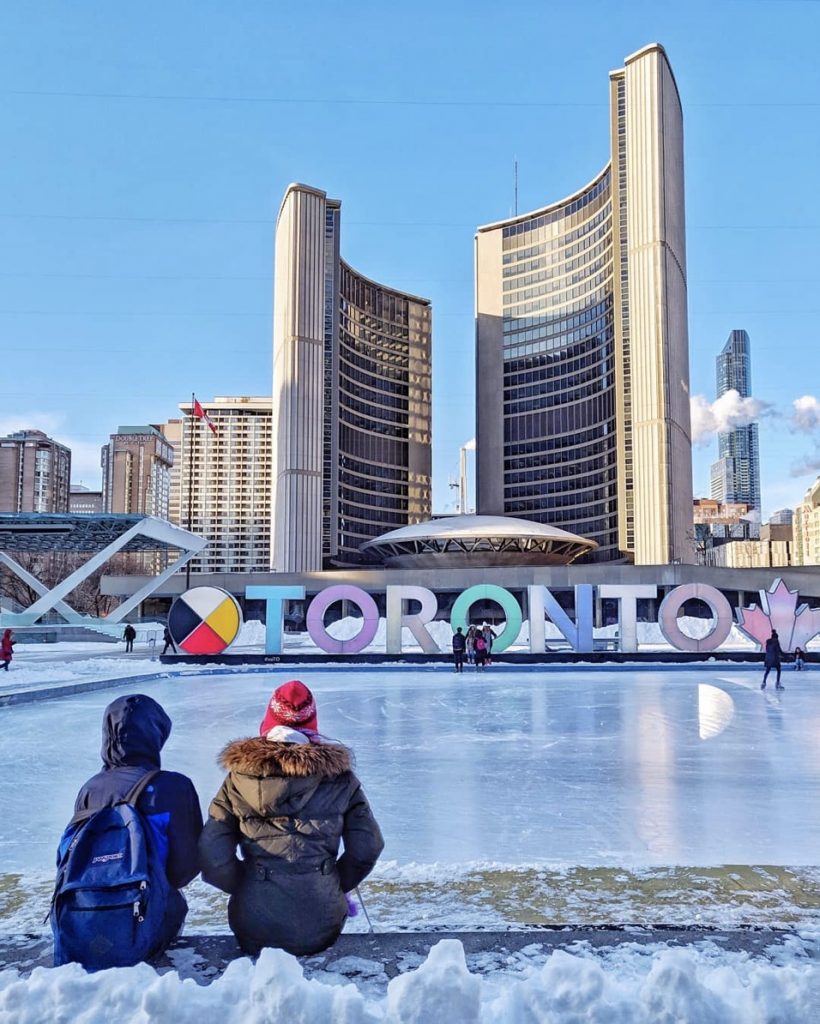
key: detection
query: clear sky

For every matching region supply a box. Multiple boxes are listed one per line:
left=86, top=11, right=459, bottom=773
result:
left=1, top=0, right=819, bottom=519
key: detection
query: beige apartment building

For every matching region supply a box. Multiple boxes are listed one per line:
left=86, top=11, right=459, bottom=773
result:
left=167, top=397, right=272, bottom=573
left=793, top=476, right=820, bottom=566
left=272, top=183, right=432, bottom=572
left=0, top=429, right=71, bottom=513
left=475, top=44, right=693, bottom=565
left=100, top=425, right=173, bottom=518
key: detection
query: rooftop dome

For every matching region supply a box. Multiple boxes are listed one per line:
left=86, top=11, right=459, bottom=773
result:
left=359, top=514, right=597, bottom=568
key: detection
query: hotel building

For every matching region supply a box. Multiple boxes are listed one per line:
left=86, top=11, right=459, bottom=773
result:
left=475, top=44, right=694, bottom=564
left=272, top=184, right=432, bottom=572
left=167, top=397, right=273, bottom=574
left=101, top=425, right=173, bottom=518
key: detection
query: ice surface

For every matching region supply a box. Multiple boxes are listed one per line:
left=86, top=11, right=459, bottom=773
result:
left=2, top=667, right=820, bottom=873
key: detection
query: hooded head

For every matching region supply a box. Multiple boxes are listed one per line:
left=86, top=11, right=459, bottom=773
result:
left=259, top=680, right=318, bottom=735
left=101, top=693, right=172, bottom=769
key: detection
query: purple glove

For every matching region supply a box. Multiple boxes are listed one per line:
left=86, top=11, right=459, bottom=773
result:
left=345, top=893, right=358, bottom=917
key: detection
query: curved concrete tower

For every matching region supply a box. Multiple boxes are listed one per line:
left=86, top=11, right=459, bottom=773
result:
left=475, top=44, right=694, bottom=565
left=272, top=184, right=432, bottom=572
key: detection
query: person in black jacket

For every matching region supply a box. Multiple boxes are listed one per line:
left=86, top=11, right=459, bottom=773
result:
left=123, top=623, right=136, bottom=653
left=452, top=627, right=466, bottom=673
left=72, top=694, right=203, bottom=951
left=761, top=630, right=784, bottom=691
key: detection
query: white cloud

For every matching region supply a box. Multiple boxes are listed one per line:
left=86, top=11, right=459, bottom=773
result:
left=790, top=446, right=820, bottom=479
left=690, top=389, right=772, bottom=446
left=791, top=395, right=820, bottom=434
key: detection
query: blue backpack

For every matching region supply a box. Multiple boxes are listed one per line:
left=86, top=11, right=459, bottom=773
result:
left=50, top=770, right=176, bottom=970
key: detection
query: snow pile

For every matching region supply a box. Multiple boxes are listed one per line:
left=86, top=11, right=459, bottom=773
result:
left=1, top=938, right=818, bottom=1022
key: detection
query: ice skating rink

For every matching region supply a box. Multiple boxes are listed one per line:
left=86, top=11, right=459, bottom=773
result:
left=2, top=666, right=818, bottom=874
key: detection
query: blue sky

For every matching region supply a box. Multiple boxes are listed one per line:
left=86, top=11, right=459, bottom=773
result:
left=1, top=0, right=819, bottom=519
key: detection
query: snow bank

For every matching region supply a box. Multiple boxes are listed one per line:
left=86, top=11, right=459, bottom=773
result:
left=1, top=937, right=818, bottom=1022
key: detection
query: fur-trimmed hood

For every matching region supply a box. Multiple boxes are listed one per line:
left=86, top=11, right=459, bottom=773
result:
left=219, top=737, right=352, bottom=779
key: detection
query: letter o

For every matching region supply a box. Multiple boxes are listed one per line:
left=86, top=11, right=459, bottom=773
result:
left=450, top=585, right=523, bottom=653
left=306, top=585, right=380, bottom=654
left=658, top=584, right=733, bottom=653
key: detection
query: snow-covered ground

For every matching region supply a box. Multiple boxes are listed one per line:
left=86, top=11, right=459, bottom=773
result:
left=2, top=934, right=820, bottom=1022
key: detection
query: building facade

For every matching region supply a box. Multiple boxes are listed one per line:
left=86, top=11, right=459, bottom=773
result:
left=475, top=44, right=693, bottom=565
left=272, top=183, right=433, bottom=572
left=793, top=476, right=820, bottom=566
left=171, top=397, right=272, bottom=573
left=710, top=330, right=761, bottom=512
left=100, top=426, right=173, bottom=518
left=0, top=430, right=71, bottom=513
left=69, top=485, right=103, bottom=514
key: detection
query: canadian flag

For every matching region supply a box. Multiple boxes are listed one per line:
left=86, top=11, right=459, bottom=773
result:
left=192, top=398, right=217, bottom=435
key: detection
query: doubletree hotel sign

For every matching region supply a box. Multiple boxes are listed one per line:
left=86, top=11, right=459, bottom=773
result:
left=167, top=578, right=820, bottom=657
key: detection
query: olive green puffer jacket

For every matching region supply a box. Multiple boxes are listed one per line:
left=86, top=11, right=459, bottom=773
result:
left=198, top=738, right=383, bottom=956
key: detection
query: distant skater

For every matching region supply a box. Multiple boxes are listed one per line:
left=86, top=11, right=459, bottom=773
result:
left=465, top=625, right=477, bottom=666
left=0, top=629, right=14, bottom=671
left=794, top=646, right=805, bottom=671
left=123, top=623, right=136, bottom=654
left=761, top=630, right=783, bottom=690
left=482, top=624, right=497, bottom=666
left=474, top=632, right=487, bottom=670
left=452, top=627, right=466, bottom=673
left=161, top=625, right=175, bottom=656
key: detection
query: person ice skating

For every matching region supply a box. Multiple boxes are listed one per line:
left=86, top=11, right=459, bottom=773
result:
left=161, top=625, right=174, bottom=656
left=761, top=630, right=783, bottom=690
left=123, top=623, right=136, bottom=653
left=794, top=646, right=806, bottom=671
left=0, top=629, right=14, bottom=671
left=474, top=631, right=487, bottom=670
left=198, top=680, right=384, bottom=957
left=51, top=694, right=203, bottom=967
left=482, top=624, right=497, bottom=666
left=452, top=627, right=466, bottom=673
left=465, top=625, right=477, bottom=666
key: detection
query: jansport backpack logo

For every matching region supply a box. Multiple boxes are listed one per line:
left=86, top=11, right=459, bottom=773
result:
left=50, top=770, right=174, bottom=969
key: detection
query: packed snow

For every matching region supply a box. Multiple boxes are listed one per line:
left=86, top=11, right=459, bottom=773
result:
left=2, top=936, right=820, bottom=1022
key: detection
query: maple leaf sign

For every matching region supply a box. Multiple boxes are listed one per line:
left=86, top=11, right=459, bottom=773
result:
left=736, top=578, right=820, bottom=652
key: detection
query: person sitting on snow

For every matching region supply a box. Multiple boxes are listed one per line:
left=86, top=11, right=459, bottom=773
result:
left=198, top=679, right=384, bottom=957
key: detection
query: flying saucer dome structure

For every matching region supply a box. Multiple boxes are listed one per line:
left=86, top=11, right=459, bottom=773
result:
left=359, top=514, right=596, bottom=568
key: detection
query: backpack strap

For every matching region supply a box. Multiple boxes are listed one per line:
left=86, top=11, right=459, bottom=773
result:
left=121, top=768, right=161, bottom=808
left=68, top=769, right=162, bottom=828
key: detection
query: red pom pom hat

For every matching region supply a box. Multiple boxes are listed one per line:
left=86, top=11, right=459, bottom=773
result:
left=259, top=680, right=318, bottom=735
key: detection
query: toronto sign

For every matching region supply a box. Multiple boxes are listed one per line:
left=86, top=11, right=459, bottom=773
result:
left=167, top=578, right=820, bottom=657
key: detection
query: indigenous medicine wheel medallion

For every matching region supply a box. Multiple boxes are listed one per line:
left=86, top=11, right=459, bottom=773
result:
left=169, top=587, right=242, bottom=654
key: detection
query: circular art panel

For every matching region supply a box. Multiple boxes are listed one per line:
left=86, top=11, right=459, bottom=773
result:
left=168, top=587, right=243, bottom=654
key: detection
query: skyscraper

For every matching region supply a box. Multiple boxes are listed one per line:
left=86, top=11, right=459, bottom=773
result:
left=710, top=330, right=761, bottom=513
left=272, top=183, right=433, bottom=572
left=475, top=43, right=694, bottom=565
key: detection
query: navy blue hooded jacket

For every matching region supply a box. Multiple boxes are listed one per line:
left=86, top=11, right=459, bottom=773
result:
left=73, top=694, right=202, bottom=890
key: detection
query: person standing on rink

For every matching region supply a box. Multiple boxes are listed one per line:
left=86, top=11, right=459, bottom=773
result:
left=452, top=627, right=466, bottom=673
left=761, top=630, right=783, bottom=690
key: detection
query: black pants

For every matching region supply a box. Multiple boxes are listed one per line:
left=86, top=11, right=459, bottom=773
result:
left=161, top=641, right=173, bottom=655
left=763, top=664, right=781, bottom=686
left=454, top=653, right=464, bottom=673
left=125, top=640, right=134, bottom=653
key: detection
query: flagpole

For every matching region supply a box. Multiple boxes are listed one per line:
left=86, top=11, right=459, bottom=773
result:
left=186, top=392, right=195, bottom=590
